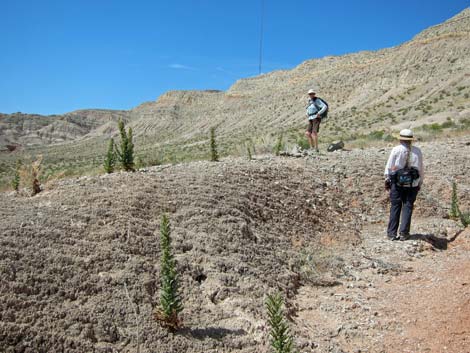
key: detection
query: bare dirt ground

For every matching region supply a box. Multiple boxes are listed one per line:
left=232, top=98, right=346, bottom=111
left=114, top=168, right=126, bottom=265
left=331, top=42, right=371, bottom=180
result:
left=1, top=136, right=469, bottom=353
left=294, top=222, right=470, bottom=353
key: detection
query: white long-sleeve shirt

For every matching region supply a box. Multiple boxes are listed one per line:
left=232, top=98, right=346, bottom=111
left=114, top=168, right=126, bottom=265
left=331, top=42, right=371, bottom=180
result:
left=384, top=142, right=424, bottom=187
left=306, top=98, right=327, bottom=118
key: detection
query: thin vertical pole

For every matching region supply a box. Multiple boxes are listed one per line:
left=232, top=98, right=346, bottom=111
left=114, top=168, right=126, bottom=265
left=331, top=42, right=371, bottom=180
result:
left=258, top=0, right=265, bottom=75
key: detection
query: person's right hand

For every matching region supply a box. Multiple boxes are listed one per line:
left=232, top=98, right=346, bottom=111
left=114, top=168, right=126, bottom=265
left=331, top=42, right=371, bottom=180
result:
left=385, top=179, right=391, bottom=191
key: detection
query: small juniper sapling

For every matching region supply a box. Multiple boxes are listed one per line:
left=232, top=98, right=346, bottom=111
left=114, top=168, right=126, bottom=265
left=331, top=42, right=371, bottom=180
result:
left=104, top=138, right=116, bottom=173
left=117, top=119, right=135, bottom=171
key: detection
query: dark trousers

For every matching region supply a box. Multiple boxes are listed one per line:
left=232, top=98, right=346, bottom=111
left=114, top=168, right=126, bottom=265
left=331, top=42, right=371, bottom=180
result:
left=387, top=184, right=419, bottom=237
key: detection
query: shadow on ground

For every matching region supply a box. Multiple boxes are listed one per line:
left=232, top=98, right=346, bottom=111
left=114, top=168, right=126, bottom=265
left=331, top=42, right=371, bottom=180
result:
left=180, top=327, right=247, bottom=340
left=409, top=229, right=465, bottom=250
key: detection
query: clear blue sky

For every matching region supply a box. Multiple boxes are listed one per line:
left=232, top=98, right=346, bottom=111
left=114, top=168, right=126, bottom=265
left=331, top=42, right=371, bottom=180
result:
left=1, top=0, right=468, bottom=115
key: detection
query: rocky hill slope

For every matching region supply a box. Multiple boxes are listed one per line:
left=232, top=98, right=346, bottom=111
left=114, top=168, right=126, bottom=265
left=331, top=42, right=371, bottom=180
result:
left=1, top=9, right=469, bottom=151
left=1, top=135, right=469, bottom=352
left=0, top=110, right=129, bottom=149
left=129, top=8, right=470, bottom=143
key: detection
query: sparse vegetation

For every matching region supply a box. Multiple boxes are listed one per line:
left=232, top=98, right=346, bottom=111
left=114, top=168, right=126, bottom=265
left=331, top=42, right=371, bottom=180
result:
left=11, top=159, right=21, bottom=192
left=274, top=134, right=284, bottom=156
left=246, top=143, right=253, bottom=160
left=154, top=214, right=183, bottom=331
left=210, top=127, right=219, bottom=162
left=103, top=138, right=116, bottom=173
left=450, top=181, right=460, bottom=219
left=20, top=156, right=43, bottom=196
left=266, top=292, right=294, bottom=353
left=117, top=120, right=135, bottom=172
left=460, top=211, right=470, bottom=228
left=450, top=181, right=470, bottom=228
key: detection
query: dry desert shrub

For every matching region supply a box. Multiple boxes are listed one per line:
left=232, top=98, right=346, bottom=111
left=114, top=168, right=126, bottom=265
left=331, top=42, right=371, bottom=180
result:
left=19, top=156, right=43, bottom=196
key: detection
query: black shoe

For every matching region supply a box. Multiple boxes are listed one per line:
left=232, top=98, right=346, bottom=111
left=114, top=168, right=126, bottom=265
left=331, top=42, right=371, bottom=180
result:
left=387, top=234, right=399, bottom=241
left=398, top=233, right=410, bottom=241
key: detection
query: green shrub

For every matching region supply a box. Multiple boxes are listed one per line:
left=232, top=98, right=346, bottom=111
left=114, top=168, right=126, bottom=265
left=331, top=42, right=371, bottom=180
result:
left=210, top=127, right=219, bottom=162
left=11, top=159, right=22, bottom=192
left=117, top=120, right=135, bottom=171
left=460, top=212, right=470, bottom=228
left=441, top=120, right=456, bottom=129
left=246, top=144, right=253, bottom=160
left=274, top=134, right=284, bottom=156
left=103, top=138, right=116, bottom=173
left=422, top=123, right=443, bottom=132
left=450, top=181, right=460, bottom=218
left=368, top=130, right=384, bottom=140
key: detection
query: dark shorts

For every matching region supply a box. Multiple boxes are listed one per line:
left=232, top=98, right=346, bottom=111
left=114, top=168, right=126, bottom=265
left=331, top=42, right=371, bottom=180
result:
left=307, top=118, right=321, bottom=134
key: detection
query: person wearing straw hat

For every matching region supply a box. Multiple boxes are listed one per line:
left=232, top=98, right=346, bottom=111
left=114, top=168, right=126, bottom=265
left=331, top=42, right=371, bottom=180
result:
left=384, top=129, right=424, bottom=241
left=305, top=89, right=328, bottom=152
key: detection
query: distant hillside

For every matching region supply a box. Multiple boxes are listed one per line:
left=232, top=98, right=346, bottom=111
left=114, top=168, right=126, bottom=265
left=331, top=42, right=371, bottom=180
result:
left=128, top=8, right=470, bottom=143
left=0, top=110, right=129, bottom=149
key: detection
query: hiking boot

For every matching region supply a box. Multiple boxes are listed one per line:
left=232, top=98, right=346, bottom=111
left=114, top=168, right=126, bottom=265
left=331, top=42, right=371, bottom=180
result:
left=398, top=233, right=410, bottom=241
left=386, top=234, right=399, bottom=241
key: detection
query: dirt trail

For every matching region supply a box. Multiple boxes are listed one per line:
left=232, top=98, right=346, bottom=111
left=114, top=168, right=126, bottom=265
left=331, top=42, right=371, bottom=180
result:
left=294, top=221, right=470, bottom=353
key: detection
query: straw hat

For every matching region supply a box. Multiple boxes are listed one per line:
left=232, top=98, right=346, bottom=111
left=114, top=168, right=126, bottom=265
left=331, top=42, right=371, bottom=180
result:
left=307, top=89, right=316, bottom=95
left=398, top=128, right=415, bottom=141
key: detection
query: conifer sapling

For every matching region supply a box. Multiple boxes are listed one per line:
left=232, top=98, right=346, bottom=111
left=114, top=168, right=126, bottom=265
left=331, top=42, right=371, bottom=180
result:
left=117, top=119, right=135, bottom=171
left=104, top=138, right=116, bottom=173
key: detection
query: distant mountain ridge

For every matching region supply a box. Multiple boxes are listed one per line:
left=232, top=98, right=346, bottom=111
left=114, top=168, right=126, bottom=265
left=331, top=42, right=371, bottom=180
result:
left=1, top=8, right=469, bottom=149
left=0, top=110, right=129, bottom=148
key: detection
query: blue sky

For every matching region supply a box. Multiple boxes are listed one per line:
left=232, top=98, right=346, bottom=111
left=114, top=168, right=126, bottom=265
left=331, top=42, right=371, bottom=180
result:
left=1, top=0, right=468, bottom=115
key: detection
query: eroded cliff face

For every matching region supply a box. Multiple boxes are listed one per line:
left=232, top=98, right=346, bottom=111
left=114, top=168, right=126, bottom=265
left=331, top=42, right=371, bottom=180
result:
left=0, top=109, right=129, bottom=148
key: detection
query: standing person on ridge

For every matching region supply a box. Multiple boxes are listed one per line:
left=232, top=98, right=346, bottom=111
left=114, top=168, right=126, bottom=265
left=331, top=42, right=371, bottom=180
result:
left=384, top=129, right=424, bottom=241
left=305, top=89, right=328, bottom=152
